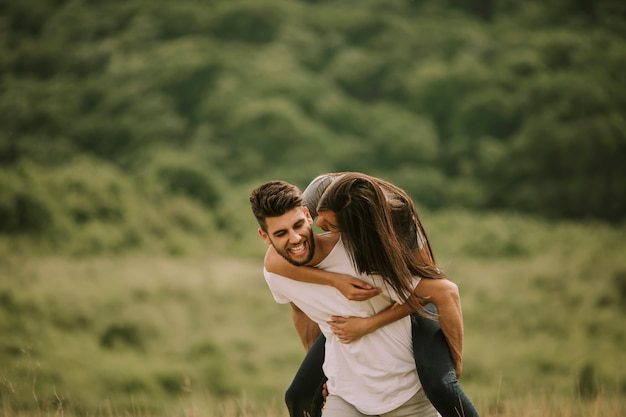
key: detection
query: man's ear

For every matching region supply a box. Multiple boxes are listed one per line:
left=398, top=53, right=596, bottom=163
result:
left=258, top=228, right=271, bottom=245
left=303, top=206, right=313, bottom=223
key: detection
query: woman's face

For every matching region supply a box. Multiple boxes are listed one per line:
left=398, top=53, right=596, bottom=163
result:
left=315, top=209, right=340, bottom=233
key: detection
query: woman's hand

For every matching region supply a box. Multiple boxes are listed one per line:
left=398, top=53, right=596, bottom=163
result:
left=327, top=316, right=374, bottom=343
left=333, top=275, right=381, bottom=301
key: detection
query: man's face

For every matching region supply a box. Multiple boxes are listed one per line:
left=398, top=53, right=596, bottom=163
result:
left=259, top=207, right=316, bottom=266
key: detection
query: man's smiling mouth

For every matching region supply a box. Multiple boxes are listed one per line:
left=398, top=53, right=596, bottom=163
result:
left=289, top=242, right=306, bottom=255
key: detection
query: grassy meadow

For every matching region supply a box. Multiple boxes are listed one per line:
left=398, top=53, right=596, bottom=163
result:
left=0, top=209, right=624, bottom=417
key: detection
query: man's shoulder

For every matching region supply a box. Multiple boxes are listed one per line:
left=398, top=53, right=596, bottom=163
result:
left=309, top=232, right=341, bottom=266
left=316, top=232, right=340, bottom=251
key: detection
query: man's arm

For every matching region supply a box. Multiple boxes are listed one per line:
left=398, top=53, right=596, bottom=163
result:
left=290, top=302, right=321, bottom=352
left=265, top=246, right=381, bottom=301
left=412, top=278, right=464, bottom=377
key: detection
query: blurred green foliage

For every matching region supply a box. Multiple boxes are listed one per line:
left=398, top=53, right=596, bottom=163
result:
left=1, top=3, right=624, bottom=414
left=0, top=0, right=624, bottom=256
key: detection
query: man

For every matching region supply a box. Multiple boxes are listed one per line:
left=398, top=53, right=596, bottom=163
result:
left=249, top=180, right=440, bottom=416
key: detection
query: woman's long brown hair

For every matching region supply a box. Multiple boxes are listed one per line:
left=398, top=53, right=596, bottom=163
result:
left=317, top=173, right=443, bottom=313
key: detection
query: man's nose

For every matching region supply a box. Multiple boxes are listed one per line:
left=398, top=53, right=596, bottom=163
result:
left=287, top=229, right=302, bottom=242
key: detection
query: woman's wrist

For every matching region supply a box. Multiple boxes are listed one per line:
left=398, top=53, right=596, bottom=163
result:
left=361, top=316, right=378, bottom=334
left=325, top=271, right=343, bottom=288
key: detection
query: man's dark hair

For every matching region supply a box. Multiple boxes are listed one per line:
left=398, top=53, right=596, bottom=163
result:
left=249, top=180, right=303, bottom=231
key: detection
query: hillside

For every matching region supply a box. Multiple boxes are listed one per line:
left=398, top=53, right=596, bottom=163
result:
left=1, top=0, right=625, bottom=259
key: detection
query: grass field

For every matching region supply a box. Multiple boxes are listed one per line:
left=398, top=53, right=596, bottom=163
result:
left=1, top=210, right=624, bottom=416
left=1, top=391, right=625, bottom=417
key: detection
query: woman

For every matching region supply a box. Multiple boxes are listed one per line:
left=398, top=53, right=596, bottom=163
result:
left=265, top=173, right=479, bottom=417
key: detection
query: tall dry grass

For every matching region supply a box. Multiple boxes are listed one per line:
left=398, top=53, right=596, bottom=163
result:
left=2, top=392, right=625, bottom=417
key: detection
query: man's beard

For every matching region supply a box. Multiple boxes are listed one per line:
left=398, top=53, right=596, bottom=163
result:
left=274, top=230, right=316, bottom=266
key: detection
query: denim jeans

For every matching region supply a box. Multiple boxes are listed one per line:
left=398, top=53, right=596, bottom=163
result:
left=284, top=304, right=480, bottom=417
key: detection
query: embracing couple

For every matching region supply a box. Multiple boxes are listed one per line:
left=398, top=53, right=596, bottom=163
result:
left=249, top=172, right=479, bottom=417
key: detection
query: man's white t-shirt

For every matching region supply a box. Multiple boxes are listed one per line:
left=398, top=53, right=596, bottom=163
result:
left=264, top=237, right=422, bottom=415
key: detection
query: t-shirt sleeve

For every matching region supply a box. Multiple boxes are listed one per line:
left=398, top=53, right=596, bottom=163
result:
left=397, top=276, right=422, bottom=304
left=371, top=275, right=422, bottom=304
left=263, top=268, right=291, bottom=304
left=416, top=225, right=426, bottom=250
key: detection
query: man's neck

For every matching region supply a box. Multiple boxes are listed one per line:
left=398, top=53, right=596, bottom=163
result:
left=307, top=232, right=340, bottom=266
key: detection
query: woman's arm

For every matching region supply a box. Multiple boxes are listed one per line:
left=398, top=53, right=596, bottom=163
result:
left=328, top=303, right=411, bottom=343
left=328, top=277, right=464, bottom=377
left=412, top=278, right=464, bottom=377
left=265, top=246, right=382, bottom=301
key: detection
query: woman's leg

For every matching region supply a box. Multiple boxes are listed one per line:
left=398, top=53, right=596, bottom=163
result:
left=285, top=334, right=328, bottom=417
left=412, top=304, right=480, bottom=417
